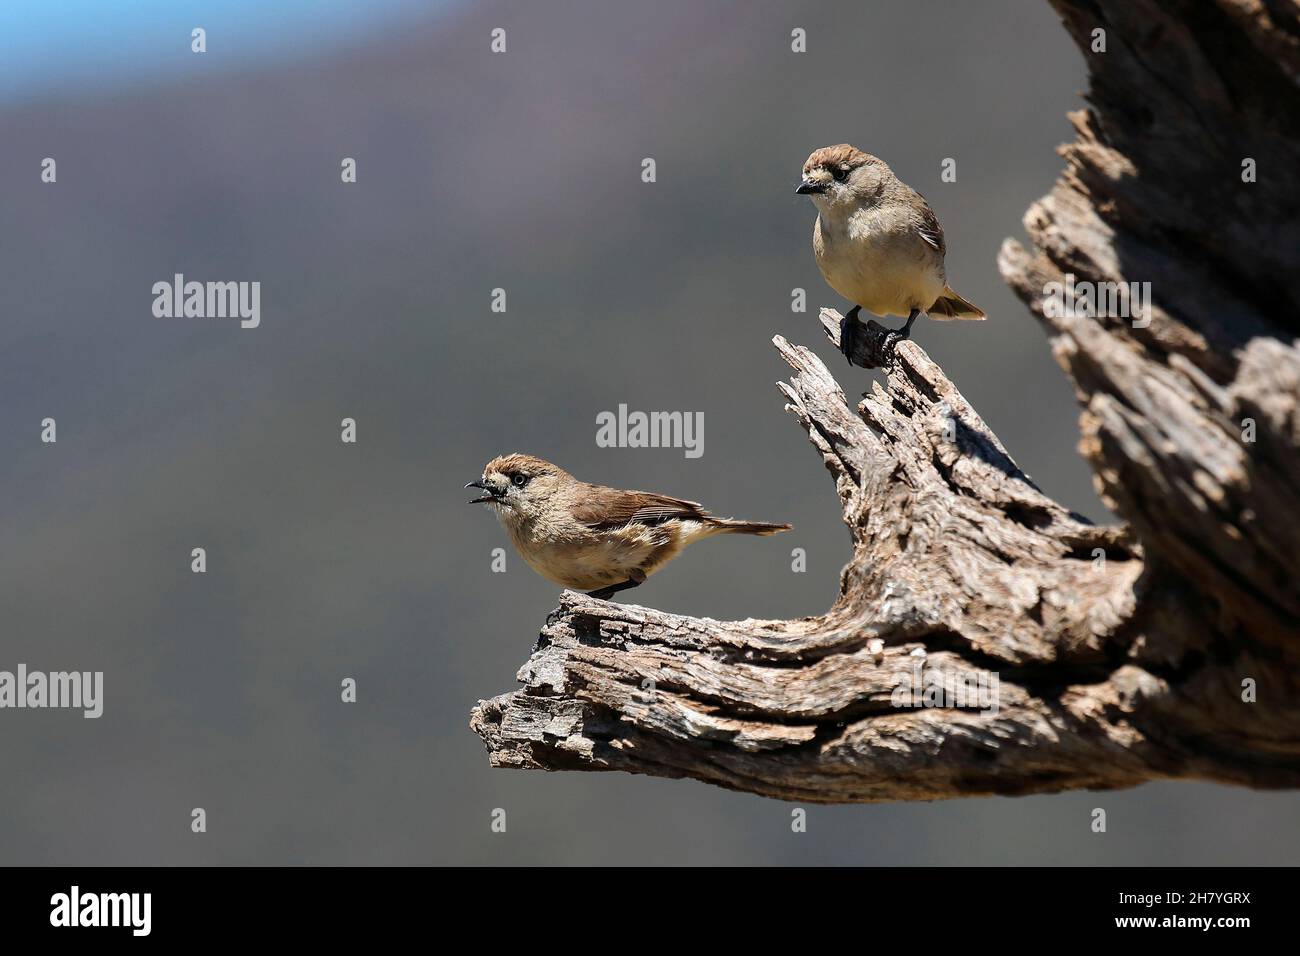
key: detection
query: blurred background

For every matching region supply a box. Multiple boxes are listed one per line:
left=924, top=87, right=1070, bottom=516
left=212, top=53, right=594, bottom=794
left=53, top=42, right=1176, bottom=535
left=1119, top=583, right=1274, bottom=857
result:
left=3, top=0, right=1297, bottom=865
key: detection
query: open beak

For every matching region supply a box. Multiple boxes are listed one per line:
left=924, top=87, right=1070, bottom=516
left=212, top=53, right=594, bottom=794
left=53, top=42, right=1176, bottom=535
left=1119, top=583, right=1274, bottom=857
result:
left=465, top=479, right=498, bottom=504
left=795, top=178, right=826, bottom=195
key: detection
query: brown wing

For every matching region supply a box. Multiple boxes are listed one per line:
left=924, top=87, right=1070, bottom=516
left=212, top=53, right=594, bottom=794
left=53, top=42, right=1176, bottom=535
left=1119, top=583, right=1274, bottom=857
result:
left=914, top=192, right=946, bottom=257
left=572, top=484, right=711, bottom=530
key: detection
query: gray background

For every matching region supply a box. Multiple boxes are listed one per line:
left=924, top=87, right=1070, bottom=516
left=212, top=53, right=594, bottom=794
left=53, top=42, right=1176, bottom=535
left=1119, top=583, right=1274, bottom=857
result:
left=3, top=0, right=1297, bottom=864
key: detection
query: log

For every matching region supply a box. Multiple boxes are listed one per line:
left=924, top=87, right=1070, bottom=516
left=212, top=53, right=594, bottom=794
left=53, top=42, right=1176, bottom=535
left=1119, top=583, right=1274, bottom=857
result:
left=469, top=0, right=1300, bottom=802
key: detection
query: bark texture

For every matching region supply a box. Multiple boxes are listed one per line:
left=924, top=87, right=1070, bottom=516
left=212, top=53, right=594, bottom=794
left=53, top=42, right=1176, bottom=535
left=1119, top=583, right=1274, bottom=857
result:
left=470, top=0, right=1300, bottom=802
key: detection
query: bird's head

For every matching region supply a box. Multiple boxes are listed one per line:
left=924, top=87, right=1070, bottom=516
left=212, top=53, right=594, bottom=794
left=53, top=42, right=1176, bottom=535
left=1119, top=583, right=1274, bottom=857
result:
left=796, top=144, right=889, bottom=211
left=466, top=453, right=571, bottom=522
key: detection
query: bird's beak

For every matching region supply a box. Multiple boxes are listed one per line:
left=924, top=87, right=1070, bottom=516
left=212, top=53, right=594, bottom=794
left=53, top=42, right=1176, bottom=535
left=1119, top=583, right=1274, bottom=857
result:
left=465, top=479, right=497, bottom=504
left=795, top=178, right=825, bottom=195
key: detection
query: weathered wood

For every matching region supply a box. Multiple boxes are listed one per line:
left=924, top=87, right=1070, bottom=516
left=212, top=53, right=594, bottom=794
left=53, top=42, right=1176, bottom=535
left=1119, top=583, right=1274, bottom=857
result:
left=470, top=0, right=1300, bottom=802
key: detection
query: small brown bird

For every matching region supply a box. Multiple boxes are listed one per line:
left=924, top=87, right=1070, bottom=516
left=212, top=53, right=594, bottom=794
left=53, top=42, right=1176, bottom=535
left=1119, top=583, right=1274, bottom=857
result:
left=797, top=144, right=985, bottom=361
left=466, top=453, right=791, bottom=600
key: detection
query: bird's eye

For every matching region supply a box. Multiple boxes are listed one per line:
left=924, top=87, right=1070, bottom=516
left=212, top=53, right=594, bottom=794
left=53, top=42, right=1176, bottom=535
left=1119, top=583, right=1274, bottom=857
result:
left=832, top=166, right=849, bottom=182
left=512, top=474, right=528, bottom=487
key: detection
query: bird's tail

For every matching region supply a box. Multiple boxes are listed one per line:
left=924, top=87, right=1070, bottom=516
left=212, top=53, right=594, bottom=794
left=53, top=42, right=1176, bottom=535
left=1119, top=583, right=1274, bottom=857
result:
left=929, top=287, right=986, bottom=320
left=708, top=518, right=792, bottom=536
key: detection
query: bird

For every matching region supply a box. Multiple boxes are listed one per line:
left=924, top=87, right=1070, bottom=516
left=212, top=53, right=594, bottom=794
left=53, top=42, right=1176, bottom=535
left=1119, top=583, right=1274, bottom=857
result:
left=466, top=453, right=791, bottom=600
left=796, top=144, right=985, bottom=362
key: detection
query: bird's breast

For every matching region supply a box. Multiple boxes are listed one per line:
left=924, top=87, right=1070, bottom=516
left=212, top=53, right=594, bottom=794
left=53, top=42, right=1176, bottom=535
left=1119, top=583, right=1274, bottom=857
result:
left=502, top=517, right=688, bottom=591
left=815, top=211, right=945, bottom=317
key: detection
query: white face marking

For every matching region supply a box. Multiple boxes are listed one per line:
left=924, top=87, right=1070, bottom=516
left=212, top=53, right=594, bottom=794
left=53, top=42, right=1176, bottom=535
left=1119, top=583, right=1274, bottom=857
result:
left=804, top=165, right=856, bottom=213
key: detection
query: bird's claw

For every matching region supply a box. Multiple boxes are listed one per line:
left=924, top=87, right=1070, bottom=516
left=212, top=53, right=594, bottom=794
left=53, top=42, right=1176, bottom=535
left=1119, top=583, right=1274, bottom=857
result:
left=839, top=310, right=913, bottom=369
left=881, top=329, right=908, bottom=356
left=840, top=323, right=857, bottom=365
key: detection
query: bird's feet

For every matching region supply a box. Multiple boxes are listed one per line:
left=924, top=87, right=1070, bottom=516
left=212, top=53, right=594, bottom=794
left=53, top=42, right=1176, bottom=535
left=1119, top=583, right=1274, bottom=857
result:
left=585, top=570, right=645, bottom=602
left=839, top=306, right=862, bottom=365
left=879, top=315, right=916, bottom=357
left=842, top=308, right=920, bottom=369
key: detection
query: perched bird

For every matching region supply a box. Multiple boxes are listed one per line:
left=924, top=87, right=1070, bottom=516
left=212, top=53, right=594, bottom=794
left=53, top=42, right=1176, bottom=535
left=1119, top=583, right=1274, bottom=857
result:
left=466, top=453, right=790, bottom=600
left=796, top=144, right=985, bottom=361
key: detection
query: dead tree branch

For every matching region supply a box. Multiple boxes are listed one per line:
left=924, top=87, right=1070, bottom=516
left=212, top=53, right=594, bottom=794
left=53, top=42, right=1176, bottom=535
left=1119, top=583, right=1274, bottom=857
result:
left=469, top=0, right=1300, bottom=802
